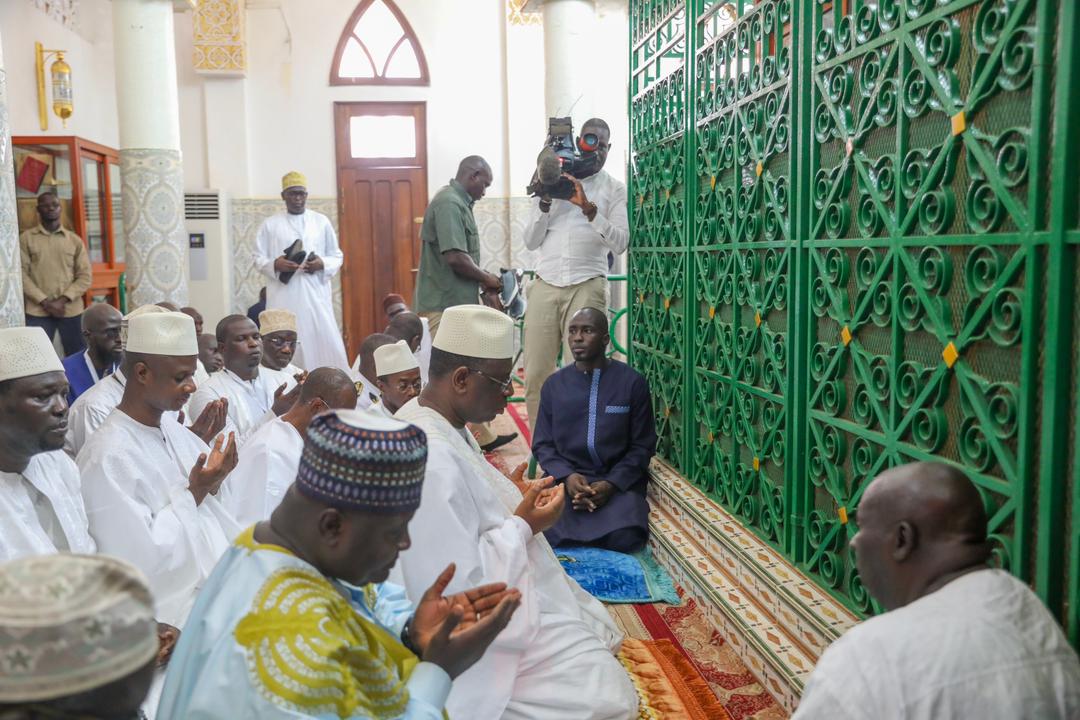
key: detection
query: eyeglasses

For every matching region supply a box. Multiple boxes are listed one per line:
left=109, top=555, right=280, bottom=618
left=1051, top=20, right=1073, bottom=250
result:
left=470, top=369, right=514, bottom=392
left=266, top=337, right=300, bottom=349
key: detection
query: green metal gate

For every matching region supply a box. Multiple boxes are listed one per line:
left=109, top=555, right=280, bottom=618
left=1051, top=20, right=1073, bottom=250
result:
left=628, top=0, right=1080, bottom=640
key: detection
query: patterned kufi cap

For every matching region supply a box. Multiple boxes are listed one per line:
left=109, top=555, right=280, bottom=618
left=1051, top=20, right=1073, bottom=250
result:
left=0, top=554, right=158, bottom=703
left=432, top=304, right=514, bottom=359
left=0, top=327, right=64, bottom=383
left=281, top=171, right=307, bottom=191
left=259, top=309, right=298, bottom=336
left=297, top=409, right=428, bottom=513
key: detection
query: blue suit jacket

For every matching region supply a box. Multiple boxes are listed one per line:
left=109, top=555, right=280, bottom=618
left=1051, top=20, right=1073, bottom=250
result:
left=62, top=350, right=99, bottom=405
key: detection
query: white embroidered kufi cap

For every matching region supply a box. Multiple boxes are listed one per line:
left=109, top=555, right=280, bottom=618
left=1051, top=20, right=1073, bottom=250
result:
left=259, top=309, right=298, bottom=335
left=121, top=303, right=169, bottom=348
left=125, top=311, right=198, bottom=356
left=374, top=340, right=420, bottom=377
left=0, top=327, right=64, bottom=382
left=432, top=305, right=514, bottom=360
left=0, top=553, right=159, bottom=703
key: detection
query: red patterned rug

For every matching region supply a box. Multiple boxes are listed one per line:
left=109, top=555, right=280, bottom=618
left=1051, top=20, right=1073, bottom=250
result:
left=479, top=403, right=787, bottom=720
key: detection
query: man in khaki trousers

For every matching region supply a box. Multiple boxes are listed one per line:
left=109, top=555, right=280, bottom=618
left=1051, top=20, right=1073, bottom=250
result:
left=522, top=118, right=629, bottom=432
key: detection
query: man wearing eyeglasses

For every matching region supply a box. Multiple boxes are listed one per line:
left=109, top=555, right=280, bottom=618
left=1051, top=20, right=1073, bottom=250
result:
left=522, top=118, right=629, bottom=434
left=62, top=302, right=123, bottom=404
left=257, top=309, right=306, bottom=394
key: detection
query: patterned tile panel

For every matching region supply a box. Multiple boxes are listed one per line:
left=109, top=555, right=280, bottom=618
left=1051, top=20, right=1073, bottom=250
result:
left=0, top=68, right=24, bottom=328
left=193, top=0, right=246, bottom=75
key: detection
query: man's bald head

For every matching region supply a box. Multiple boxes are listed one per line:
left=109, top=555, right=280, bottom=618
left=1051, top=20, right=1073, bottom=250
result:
left=386, top=313, right=423, bottom=353
left=851, top=462, right=991, bottom=612
left=180, top=306, right=204, bottom=335
left=298, top=367, right=357, bottom=409
left=358, top=333, right=396, bottom=384
left=82, top=303, right=122, bottom=332
left=455, top=155, right=493, bottom=201
left=570, top=307, right=609, bottom=335
left=81, top=304, right=124, bottom=367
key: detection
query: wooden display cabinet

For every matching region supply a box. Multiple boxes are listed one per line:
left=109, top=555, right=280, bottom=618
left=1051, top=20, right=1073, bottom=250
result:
left=12, top=135, right=126, bottom=309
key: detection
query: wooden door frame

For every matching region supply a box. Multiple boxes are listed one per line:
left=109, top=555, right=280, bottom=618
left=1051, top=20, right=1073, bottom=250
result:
left=333, top=101, right=427, bottom=356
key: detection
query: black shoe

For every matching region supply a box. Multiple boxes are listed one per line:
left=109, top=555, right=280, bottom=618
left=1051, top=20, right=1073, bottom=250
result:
left=481, top=433, right=518, bottom=453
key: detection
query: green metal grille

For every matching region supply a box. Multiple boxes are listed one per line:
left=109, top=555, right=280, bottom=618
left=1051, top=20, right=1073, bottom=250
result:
left=629, top=0, right=1080, bottom=633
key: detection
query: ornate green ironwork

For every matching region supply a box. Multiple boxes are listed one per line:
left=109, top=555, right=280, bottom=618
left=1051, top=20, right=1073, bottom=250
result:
left=629, top=0, right=1080, bottom=636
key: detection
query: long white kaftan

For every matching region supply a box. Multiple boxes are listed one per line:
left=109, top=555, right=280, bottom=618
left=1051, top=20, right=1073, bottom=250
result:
left=254, top=210, right=349, bottom=372
left=223, top=417, right=303, bottom=525
left=0, top=450, right=96, bottom=561
left=187, top=368, right=277, bottom=444
left=77, top=410, right=241, bottom=628
left=156, top=528, right=451, bottom=720
left=393, top=398, right=636, bottom=720
left=64, top=371, right=181, bottom=458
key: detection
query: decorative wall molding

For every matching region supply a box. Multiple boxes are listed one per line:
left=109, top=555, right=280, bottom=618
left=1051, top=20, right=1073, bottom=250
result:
left=118, top=148, right=188, bottom=308
left=507, top=0, right=541, bottom=26
left=0, top=68, right=24, bottom=328
left=193, top=0, right=246, bottom=75
left=647, top=459, right=859, bottom=714
left=31, top=0, right=79, bottom=31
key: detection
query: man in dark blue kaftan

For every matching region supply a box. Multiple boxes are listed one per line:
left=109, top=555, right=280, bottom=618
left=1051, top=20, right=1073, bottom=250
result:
left=532, top=307, right=657, bottom=552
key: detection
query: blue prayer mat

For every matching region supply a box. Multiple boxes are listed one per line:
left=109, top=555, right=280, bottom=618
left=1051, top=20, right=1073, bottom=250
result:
left=555, top=546, right=680, bottom=604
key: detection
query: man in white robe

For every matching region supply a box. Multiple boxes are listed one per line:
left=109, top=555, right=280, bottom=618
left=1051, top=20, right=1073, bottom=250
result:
left=77, top=312, right=241, bottom=629
left=258, top=308, right=305, bottom=393
left=793, top=462, right=1080, bottom=719
left=223, top=367, right=357, bottom=525
left=350, top=332, right=396, bottom=410
left=394, top=305, right=637, bottom=720
left=253, top=170, right=348, bottom=372
left=188, top=314, right=297, bottom=444
left=0, top=326, right=96, bottom=560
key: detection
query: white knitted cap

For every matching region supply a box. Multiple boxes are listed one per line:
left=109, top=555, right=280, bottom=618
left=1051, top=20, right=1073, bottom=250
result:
left=121, top=304, right=169, bottom=349
left=259, top=309, right=297, bottom=335
left=125, top=312, right=198, bottom=356
left=374, top=340, right=420, bottom=378
left=432, top=305, right=514, bottom=359
left=0, top=327, right=64, bottom=382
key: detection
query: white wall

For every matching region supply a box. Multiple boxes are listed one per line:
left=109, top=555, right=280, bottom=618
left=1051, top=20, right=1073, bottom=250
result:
left=0, top=0, right=119, bottom=145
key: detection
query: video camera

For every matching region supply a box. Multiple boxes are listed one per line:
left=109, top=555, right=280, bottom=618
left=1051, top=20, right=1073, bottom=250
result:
left=526, top=117, right=604, bottom=201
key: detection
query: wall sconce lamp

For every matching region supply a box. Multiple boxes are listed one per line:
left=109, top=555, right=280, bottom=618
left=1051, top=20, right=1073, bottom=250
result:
left=36, top=41, right=73, bottom=131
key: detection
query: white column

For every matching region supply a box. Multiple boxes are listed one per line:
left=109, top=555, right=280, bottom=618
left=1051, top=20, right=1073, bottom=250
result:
left=0, top=31, right=23, bottom=327
left=540, top=0, right=598, bottom=120
left=113, top=0, right=188, bottom=308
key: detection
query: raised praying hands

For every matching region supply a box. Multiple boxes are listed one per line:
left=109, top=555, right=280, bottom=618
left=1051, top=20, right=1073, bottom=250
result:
left=513, top=475, right=566, bottom=534
left=272, top=379, right=304, bottom=416
left=182, top=397, right=229, bottom=444
left=411, top=563, right=522, bottom=679
left=187, top=432, right=238, bottom=505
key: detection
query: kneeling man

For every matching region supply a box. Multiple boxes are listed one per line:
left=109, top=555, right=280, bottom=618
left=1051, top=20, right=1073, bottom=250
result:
left=532, top=307, right=657, bottom=552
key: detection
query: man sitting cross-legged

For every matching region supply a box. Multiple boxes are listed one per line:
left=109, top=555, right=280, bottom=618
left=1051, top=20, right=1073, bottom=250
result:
left=793, top=462, right=1080, bottom=719
left=372, top=339, right=423, bottom=417
left=77, top=311, right=241, bottom=628
left=0, top=327, right=96, bottom=561
left=224, top=367, right=358, bottom=525
left=532, top=307, right=657, bottom=553
left=156, top=410, right=522, bottom=719
left=395, top=304, right=638, bottom=720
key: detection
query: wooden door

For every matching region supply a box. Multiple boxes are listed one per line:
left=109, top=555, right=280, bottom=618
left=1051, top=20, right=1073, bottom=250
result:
left=334, top=102, right=427, bottom=361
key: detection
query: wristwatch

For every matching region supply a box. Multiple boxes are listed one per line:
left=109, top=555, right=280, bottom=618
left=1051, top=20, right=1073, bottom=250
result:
left=401, top=615, right=420, bottom=655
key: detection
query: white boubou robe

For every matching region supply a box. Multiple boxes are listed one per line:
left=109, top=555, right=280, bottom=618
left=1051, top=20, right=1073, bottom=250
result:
left=77, top=410, right=241, bottom=628
left=0, top=450, right=97, bottom=561
left=66, top=371, right=183, bottom=458
left=222, top=417, right=303, bottom=526
left=187, top=368, right=278, bottom=445
left=392, top=399, right=637, bottom=720
left=417, top=316, right=432, bottom=384
left=253, top=210, right=349, bottom=372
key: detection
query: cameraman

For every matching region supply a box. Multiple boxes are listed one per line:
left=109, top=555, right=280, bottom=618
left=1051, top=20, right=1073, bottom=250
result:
left=522, top=118, right=629, bottom=432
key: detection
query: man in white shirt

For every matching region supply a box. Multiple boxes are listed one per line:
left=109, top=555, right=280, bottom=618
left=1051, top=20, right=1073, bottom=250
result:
left=77, top=312, right=240, bottom=628
left=522, top=118, right=629, bottom=432
left=253, top=171, right=349, bottom=372
left=223, top=367, right=357, bottom=526
left=0, top=326, right=96, bottom=561
left=258, top=308, right=305, bottom=392
left=793, top=462, right=1080, bottom=719
left=395, top=305, right=637, bottom=720
left=373, top=339, right=422, bottom=416
left=187, top=314, right=297, bottom=443
left=350, top=332, right=396, bottom=410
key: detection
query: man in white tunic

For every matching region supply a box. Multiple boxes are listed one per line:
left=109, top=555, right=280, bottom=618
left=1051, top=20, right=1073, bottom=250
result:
left=351, top=332, right=396, bottom=410
left=0, top=327, right=96, bottom=561
left=187, top=314, right=297, bottom=444
left=394, top=305, right=637, bottom=720
left=373, top=339, right=422, bottom=417
left=253, top=171, right=348, bottom=371
left=65, top=305, right=227, bottom=458
left=77, top=312, right=241, bottom=629
left=793, top=462, right=1080, bottom=719
left=224, top=367, right=357, bottom=526
left=258, top=308, right=305, bottom=393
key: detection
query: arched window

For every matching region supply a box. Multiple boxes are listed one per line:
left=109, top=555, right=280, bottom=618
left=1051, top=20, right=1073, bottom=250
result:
left=330, top=0, right=429, bottom=86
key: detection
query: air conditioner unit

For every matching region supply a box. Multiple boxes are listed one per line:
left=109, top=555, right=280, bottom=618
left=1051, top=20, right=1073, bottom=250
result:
left=184, top=190, right=232, bottom=329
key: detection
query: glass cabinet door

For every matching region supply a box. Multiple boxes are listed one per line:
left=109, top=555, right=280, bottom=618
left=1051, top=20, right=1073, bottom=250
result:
left=109, top=162, right=125, bottom=264
left=81, top=155, right=106, bottom=263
